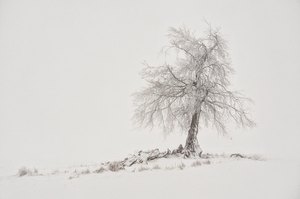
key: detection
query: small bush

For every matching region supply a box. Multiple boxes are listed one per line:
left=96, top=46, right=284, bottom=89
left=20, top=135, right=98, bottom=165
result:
left=17, top=167, right=38, bottom=177
left=191, top=160, right=202, bottom=167
left=108, top=161, right=124, bottom=172
left=18, top=167, right=29, bottom=177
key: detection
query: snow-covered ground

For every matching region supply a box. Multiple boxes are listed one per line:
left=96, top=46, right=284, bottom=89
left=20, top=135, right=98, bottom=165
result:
left=1, top=156, right=299, bottom=199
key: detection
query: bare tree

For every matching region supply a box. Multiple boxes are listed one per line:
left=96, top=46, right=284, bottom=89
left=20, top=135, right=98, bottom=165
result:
left=133, top=26, right=254, bottom=157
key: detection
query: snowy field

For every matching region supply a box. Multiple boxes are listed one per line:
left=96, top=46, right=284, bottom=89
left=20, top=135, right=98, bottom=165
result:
left=1, top=156, right=299, bottom=199
left=0, top=1, right=300, bottom=199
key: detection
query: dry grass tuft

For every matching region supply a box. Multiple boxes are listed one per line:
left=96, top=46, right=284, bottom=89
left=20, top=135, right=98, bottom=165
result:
left=152, top=165, right=161, bottom=170
left=177, top=162, right=186, bottom=170
left=165, top=166, right=175, bottom=170
left=138, top=166, right=150, bottom=172
left=94, top=167, right=106, bottom=173
left=191, top=160, right=202, bottom=167
left=81, top=169, right=90, bottom=175
left=246, top=154, right=266, bottom=161
left=202, top=160, right=211, bottom=165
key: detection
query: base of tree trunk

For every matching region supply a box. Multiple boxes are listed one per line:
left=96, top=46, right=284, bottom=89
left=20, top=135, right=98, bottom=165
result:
left=183, top=131, right=202, bottom=158
left=183, top=144, right=202, bottom=158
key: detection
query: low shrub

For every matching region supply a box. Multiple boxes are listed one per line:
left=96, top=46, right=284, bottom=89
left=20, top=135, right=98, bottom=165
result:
left=108, top=161, right=124, bottom=172
left=17, top=167, right=38, bottom=177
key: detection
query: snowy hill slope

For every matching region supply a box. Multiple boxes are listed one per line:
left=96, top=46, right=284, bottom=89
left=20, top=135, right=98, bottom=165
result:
left=0, top=156, right=299, bottom=199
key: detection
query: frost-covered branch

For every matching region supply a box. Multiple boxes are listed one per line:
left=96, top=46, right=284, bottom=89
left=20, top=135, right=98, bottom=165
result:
left=133, top=25, right=254, bottom=138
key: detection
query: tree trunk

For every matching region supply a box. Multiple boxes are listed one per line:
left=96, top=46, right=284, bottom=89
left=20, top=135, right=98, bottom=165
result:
left=184, top=111, right=202, bottom=157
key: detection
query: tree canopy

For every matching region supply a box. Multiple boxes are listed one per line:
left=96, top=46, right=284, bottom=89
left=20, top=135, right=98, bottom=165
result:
left=133, top=26, right=254, bottom=136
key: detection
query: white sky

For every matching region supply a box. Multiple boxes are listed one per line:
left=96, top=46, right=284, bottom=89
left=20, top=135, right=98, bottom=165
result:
left=0, top=0, right=300, bottom=168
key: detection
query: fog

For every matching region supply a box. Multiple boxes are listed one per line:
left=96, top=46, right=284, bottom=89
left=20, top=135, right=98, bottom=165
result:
left=0, top=0, right=300, bottom=169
